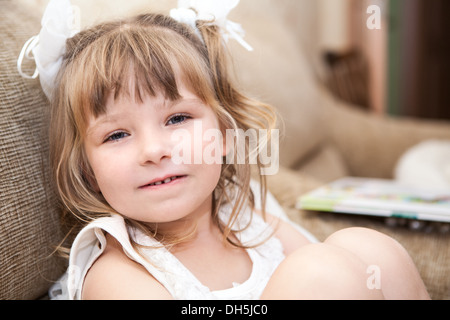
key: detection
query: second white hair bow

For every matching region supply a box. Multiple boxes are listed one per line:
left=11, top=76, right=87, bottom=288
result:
left=17, top=0, right=79, bottom=99
left=170, top=0, right=253, bottom=51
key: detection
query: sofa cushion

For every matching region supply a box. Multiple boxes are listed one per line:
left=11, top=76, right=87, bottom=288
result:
left=0, top=1, right=66, bottom=299
left=230, top=1, right=326, bottom=168
left=293, top=144, right=349, bottom=183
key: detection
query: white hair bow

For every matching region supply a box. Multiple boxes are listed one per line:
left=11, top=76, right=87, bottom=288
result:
left=18, top=0, right=252, bottom=98
left=17, top=0, right=79, bottom=99
left=170, top=0, right=253, bottom=51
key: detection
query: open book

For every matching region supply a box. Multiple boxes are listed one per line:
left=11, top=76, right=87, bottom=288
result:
left=296, top=177, right=450, bottom=223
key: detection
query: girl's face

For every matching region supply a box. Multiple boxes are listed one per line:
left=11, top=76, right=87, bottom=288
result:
left=84, top=80, right=224, bottom=226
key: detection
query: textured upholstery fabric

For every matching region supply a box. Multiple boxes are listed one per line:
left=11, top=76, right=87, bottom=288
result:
left=0, top=1, right=66, bottom=300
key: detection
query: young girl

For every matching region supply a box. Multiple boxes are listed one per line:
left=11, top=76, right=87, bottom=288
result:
left=22, top=0, right=429, bottom=300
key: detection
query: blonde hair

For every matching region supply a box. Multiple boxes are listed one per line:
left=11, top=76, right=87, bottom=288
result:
left=50, top=13, right=277, bottom=252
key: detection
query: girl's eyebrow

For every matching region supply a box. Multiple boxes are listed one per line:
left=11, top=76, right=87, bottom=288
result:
left=169, top=97, right=204, bottom=108
left=163, top=97, right=206, bottom=113
left=86, top=114, right=125, bottom=136
left=86, top=97, right=205, bottom=135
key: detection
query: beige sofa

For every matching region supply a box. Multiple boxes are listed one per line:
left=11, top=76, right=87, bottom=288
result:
left=1, top=0, right=449, bottom=299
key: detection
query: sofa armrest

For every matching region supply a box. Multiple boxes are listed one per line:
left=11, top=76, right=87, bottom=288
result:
left=322, top=91, right=450, bottom=178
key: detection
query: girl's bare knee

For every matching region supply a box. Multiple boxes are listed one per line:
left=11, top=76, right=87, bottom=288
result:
left=325, top=227, right=402, bottom=251
left=324, top=227, right=430, bottom=300
left=261, top=243, right=384, bottom=300
left=324, top=227, right=418, bottom=274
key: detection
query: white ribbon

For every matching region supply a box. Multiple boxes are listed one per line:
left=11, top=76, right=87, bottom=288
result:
left=170, top=0, right=253, bottom=51
left=17, top=0, right=79, bottom=99
left=18, top=0, right=252, bottom=98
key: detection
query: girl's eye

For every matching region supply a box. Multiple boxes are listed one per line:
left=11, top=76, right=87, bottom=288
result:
left=104, top=131, right=128, bottom=142
left=166, top=114, right=191, bottom=126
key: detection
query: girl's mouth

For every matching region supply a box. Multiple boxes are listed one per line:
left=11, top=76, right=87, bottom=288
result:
left=140, top=175, right=187, bottom=188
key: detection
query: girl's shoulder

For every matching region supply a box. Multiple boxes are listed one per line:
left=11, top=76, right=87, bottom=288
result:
left=66, top=215, right=171, bottom=300
left=82, top=233, right=172, bottom=300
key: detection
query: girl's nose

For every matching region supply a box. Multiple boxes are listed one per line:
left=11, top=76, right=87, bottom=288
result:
left=138, top=130, right=173, bottom=165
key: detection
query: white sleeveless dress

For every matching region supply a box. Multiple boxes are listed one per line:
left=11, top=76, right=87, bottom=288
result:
left=49, top=183, right=317, bottom=300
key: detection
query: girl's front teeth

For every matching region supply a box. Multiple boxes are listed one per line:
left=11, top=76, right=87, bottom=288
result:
left=150, top=177, right=177, bottom=186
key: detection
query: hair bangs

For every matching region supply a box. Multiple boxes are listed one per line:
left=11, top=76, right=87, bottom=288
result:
left=64, top=22, right=216, bottom=131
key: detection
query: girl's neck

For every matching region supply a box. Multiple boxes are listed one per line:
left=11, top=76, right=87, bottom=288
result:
left=153, top=194, right=219, bottom=248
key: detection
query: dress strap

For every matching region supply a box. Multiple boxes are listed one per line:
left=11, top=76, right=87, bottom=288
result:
left=64, top=215, right=178, bottom=299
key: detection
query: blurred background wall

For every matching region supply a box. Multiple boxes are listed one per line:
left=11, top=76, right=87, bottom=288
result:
left=316, top=0, right=450, bottom=121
